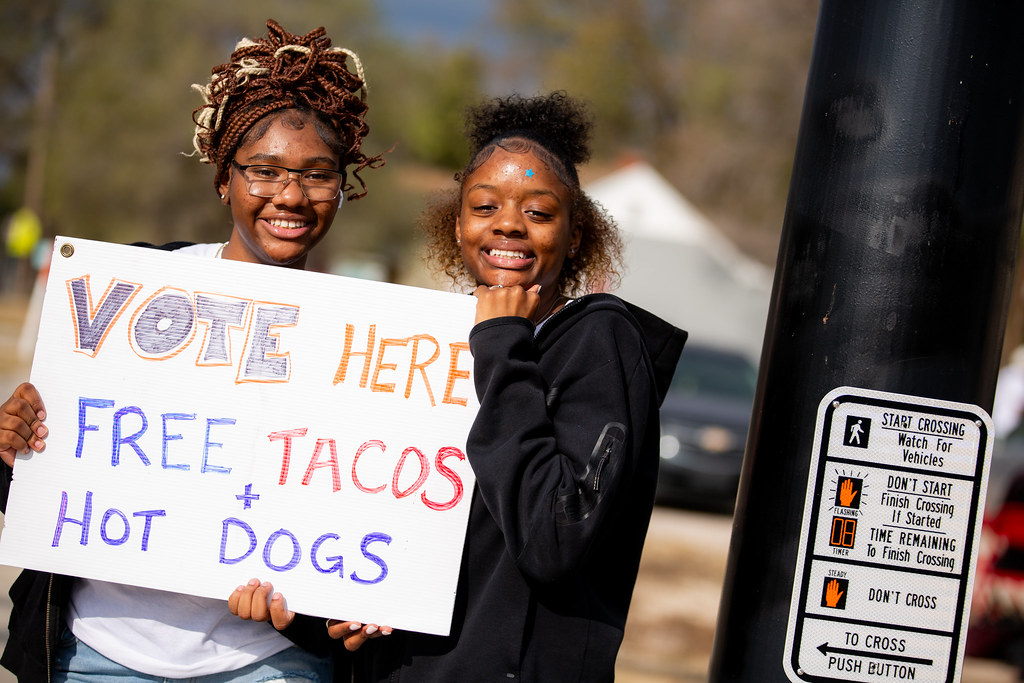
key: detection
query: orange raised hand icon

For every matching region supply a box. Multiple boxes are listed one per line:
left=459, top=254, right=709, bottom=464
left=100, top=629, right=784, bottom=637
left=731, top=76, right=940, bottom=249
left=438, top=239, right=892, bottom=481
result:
left=839, top=478, right=858, bottom=507
left=825, top=579, right=845, bottom=608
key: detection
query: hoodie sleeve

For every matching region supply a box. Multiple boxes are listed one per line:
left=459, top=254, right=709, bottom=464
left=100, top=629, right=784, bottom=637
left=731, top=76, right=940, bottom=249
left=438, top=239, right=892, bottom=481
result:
left=467, top=308, right=656, bottom=584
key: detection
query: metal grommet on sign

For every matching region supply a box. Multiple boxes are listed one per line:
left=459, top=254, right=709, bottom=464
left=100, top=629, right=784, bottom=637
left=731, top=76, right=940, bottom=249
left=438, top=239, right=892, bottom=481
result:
left=60, top=243, right=74, bottom=258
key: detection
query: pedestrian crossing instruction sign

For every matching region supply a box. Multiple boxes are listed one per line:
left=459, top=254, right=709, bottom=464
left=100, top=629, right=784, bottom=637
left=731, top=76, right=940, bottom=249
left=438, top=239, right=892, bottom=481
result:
left=784, top=386, right=992, bottom=683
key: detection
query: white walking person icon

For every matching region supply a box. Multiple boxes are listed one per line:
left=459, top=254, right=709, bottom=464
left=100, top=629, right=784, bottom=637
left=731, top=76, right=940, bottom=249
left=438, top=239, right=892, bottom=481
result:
left=849, top=419, right=864, bottom=445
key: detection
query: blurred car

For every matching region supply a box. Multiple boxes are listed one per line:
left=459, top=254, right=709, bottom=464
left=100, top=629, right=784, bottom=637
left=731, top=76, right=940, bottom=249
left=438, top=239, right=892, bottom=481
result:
left=655, top=343, right=757, bottom=513
left=966, top=424, right=1024, bottom=673
left=967, top=463, right=1024, bottom=675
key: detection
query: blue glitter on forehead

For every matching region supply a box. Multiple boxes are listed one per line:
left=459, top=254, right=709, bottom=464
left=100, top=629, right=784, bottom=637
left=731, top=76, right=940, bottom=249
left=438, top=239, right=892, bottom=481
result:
left=525, top=168, right=535, bottom=178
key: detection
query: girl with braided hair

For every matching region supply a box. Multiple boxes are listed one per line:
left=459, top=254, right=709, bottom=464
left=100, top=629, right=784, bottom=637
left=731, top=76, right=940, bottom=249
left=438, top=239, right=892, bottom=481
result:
left=234, top=91, right=686, bottom=682
left=0, top=19, right=383, bottom=682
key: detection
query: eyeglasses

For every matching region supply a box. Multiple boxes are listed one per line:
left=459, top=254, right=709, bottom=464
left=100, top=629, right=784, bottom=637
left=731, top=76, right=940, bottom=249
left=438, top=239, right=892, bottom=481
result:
left=231, top=160, right=345, bottom=201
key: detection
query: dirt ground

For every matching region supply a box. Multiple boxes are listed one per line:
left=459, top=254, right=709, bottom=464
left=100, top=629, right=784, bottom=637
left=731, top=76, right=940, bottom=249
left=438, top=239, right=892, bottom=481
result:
left=617, top=509, right=729, bottom=681
left=0, top=293, right=1019, bottom=682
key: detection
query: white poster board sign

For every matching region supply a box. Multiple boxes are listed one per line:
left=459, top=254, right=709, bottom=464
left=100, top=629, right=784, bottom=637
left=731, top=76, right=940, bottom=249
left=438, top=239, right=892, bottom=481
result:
left=0, top=237, right=479, bottom=636
left=784, top=386, right=992, bottom=683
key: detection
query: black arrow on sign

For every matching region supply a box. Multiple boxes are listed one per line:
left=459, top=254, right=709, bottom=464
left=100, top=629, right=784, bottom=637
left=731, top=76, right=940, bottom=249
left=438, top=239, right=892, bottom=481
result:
left=817, top=642, right=933, bottom=666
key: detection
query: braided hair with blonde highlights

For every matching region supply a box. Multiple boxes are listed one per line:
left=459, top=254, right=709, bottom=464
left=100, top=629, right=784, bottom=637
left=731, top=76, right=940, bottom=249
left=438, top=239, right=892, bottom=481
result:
left=191, top=19, right=381, bottom=200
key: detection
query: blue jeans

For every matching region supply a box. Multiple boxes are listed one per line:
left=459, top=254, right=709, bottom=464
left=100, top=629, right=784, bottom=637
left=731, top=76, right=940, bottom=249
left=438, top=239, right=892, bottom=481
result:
left=53, top=626, right=333, bottom=682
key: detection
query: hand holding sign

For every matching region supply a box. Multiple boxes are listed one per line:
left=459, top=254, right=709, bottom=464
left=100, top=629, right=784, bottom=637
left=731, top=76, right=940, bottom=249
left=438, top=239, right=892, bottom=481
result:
left=228, top=577, right=389, bottom=651
left=229, top=578, right=297, bottom=630
left=0, top=382, right=48, bottom=467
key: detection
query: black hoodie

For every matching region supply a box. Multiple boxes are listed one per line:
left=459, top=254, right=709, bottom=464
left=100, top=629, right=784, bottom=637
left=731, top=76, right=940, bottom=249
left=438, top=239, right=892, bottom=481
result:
left=354, top=293, right=686, bottom=682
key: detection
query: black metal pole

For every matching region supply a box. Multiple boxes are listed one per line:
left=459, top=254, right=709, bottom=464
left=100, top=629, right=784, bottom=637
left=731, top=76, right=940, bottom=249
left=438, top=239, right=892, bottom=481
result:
left=709, top=1, right=1024, bottom=681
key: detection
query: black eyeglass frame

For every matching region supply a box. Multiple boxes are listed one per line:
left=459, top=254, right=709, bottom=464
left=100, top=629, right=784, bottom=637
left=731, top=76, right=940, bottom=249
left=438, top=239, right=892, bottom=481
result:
left=230, top=160, right=347, bottom=201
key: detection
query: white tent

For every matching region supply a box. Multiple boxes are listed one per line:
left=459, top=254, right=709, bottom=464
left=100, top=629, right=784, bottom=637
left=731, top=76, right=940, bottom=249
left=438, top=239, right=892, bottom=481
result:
left=585, top=160, right=774, bottom=361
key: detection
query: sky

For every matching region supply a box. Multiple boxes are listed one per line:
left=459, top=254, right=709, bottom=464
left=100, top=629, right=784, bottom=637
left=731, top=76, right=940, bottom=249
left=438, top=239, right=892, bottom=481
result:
left=375, top=0, right=503, bottom=51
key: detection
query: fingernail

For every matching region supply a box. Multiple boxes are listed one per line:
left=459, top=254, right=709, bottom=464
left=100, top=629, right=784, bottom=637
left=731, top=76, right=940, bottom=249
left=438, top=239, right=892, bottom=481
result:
left=326, top=619, right=341, bottom=628
left=235, top=585, right=244, bottom=592
left=382, top=628, right=392, bottom=636
left=271, top=592, right=282, bottom=601
left=248, top=578, right=260, bottom=586
left=366, top=625, right=378, bottom=634
left=349, top=623, right=362, bottom=631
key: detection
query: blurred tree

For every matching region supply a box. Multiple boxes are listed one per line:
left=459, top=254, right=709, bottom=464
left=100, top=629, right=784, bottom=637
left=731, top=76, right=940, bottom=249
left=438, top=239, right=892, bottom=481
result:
left=0, top=0, right=486, bottom=283
left=496, top=0, right=685, bottom=153
left=2, top=0, right=821, bottom=279
left=0, top=0, right=69, bottom=220
left=364, top=43, right=482, bottom=168
left=665, top=0, right=817, bottom=263
left=496, top=0, right=818, bottom=264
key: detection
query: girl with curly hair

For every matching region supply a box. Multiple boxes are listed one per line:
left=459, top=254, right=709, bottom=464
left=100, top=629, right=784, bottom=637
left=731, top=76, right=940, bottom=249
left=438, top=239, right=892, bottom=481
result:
left=0, top=19, right=382, bottom=682
left=372, top=90, right=686, bottom=682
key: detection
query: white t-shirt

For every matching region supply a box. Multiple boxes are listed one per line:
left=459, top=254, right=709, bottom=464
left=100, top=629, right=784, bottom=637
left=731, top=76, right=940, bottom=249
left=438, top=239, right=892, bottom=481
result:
left=67, top=241, right=294, bottom=677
